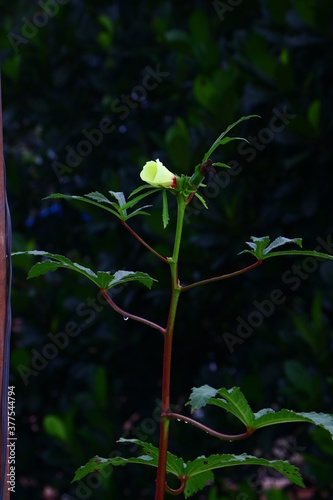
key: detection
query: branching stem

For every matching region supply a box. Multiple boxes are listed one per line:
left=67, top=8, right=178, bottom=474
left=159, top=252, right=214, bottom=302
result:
left=164, top=411, right=254, bottom=441
left=101, top=289, right=165, bottom=334
left=181, top=260, right=262, bottom=292
left=121, top=220, right=168, bottom=263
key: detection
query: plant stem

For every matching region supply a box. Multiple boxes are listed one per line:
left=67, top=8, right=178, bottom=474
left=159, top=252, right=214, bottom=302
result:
left=121, top=220, right=168, bottom=263
left=155, top=196, right=186, bottom=500
left=101, top=289, right=165, bottom=334
left=164, top=412, right=254, bottom=441
left=181, top=260, right=262, bottom=292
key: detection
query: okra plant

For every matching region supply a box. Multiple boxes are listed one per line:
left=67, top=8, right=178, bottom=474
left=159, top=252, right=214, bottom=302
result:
left=14, top=115, right=333, bottom=499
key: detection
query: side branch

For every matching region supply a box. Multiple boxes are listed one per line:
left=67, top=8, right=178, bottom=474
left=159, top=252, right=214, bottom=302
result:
left=121, top=220, right=168, bottom=263
left=165, top=476, right=188, bottom=496
left=181, top=260, right=262, bottom=292
left=101, top=289, right=166, bottom=334
left=164, top=411, right=254, bottom=441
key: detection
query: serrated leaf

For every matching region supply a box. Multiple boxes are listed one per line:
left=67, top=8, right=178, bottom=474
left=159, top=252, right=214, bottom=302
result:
left=72, top=455, right=117, bottom=482
left=185, top=454, right=304, bottom=489
left=239, top=235, right=333, bottom=263
left=264, top=249, right=333, bottom=261
left=187, top=386, right=254, bottom=427
left=202, top=115, right=260, bottom=162
left=98, top=270, right=157, bottom=290
left=72, top=439, right=304, bottom=494
left=209, top=387, right=255, bottom=428
left=194, top=192, right=208, bottom=209
left=128, top=184, right=155, bottom=198
left=72, top=438, right=184, bottom=483
left=121, top=188, right=160, bottom=211
left=186, top=385, right=218, bottom=412
left=123, top=205, right=152, bottom=220
left=84, top=191, right=114, bottom=205
left=212, top=162, right=231, bottom=169
left=253, top=409, right=333, bottom=439
left=109, top=191, right=127, bottom=216
left=263, top=236, right=303, bottom=255
left=12, top=251, right=156, bottom=291
left=239, top=235, right=270, bottom=259
left=117, top=438, right=185, bottom=476
left=44, top=193, right=121, bottom=218
left=184, top=470, right=214, bottom=498
left=11, top=251, right=99, bottom=283
left=162, top=189, right=170, bottom=228
left=219, top=136, right=249, bottom=146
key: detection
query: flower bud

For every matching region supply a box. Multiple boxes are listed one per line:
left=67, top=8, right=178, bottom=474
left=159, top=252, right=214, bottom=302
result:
left=140, top=159, right=177, bottom=188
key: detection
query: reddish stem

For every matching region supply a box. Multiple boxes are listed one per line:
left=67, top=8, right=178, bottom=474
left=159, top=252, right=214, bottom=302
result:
left=155, top=286, right=181, bottom=499
left=165, top=476, right=188, bottom=495
left=121, top=220, right=168, bottom=263
left=165, top=411, right=254, bottom=441
left=101, top=289, right=165, bottom=334
left=155, top=196, right=185, bottom=500
left=181, top=260, right=262, bottom=292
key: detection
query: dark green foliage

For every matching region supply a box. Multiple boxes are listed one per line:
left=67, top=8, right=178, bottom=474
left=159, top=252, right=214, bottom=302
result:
left=2, top=0, right=333, bottom=498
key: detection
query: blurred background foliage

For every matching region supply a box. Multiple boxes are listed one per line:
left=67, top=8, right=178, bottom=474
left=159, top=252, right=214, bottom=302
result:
left=1, top=0, right=333, bottom=498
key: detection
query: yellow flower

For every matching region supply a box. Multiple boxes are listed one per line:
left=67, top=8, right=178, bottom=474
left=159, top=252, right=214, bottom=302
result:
left=140, top=159, right=177, bottom=188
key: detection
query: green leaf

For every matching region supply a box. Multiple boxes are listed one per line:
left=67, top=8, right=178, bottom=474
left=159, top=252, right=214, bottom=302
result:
left=43, top=415, right=68, bottom=443
left=44, top=193, right=121, bottom=219
left=72, top=438, right=183, bottom=483
left=239, top=235, right=272, bottom=259
left=184, top=471, right=214, bottom=499
left=187, top=386, right=254, bottom=427
left=121, top=188, right=160, bottom=211
left=84, top=191, right=115, bottom=205
left=72, top=456, right=119, bottom=482
left=12, top=251, right=156, bottom=290
left=202, top=115, right=260, bottom=163
left=128, top=184, right=155, bottom=198
left=219, top=136, right=249, bottom=146
left=116, top=438, right=185, bottom=476
left=12, top=251, right=98, bottom=282
left=263, top=249, right=333, bottom=261
left=72, top=439, right=305, bottom=494
left=97, top=270, right=157, bottom=290
left=263, top=236, right=303, bottom=255
left=162, top=190, right=170, bottom=228
left=208, top=387, right=255, bottom=428
left=194, top=193, right=208, bottom=209
left=253, top=409, right=333, bottom=439
left=212, top=162, right=231, bottom=169
left=186, top=384, right=218, bottom=412
left=109, top=191, right=127, bottom=210
left=187, top=385, right=333, bottom=440
left=239, top=235, right=333, bottom=263
left=184, top=453, right=304, bottom=489
left=123, top=205, right=152, bottom=220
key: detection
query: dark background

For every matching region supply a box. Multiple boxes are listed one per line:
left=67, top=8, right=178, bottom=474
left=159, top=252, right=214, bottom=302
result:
left=1, top=0, right=333, bottom=498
